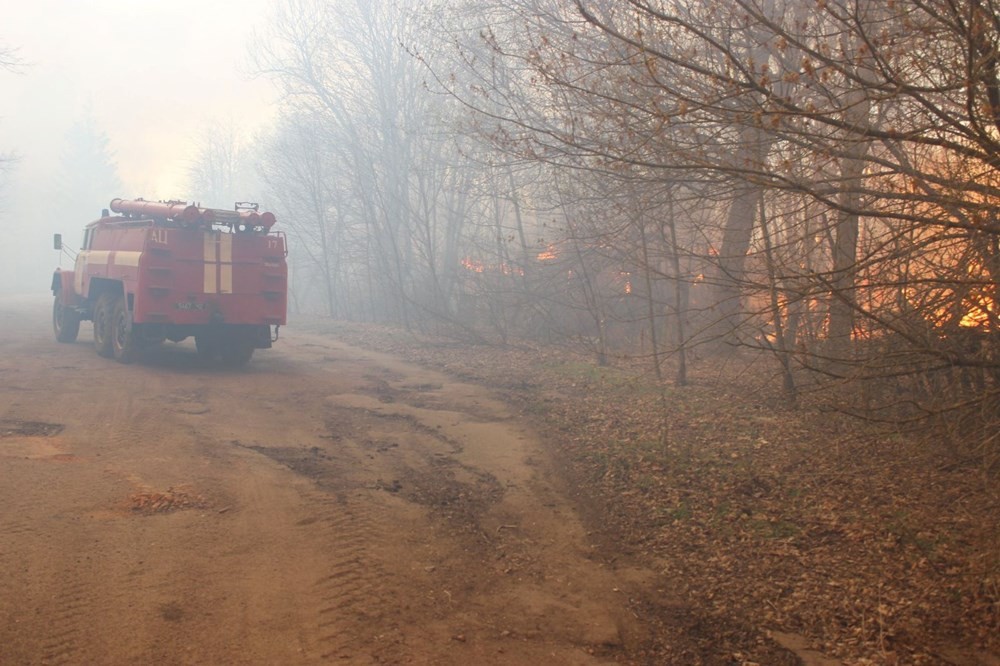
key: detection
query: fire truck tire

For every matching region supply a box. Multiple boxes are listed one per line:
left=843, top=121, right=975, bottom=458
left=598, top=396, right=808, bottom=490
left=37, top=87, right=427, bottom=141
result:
left=93, top=293, right=115, bottom=358
left=110, top=297, right=139, bottom=364
left=53, top=293, right=81, bottom=343
left=220, top=342, right=255, bottom=368
left=195, top=335, right=220, bottom=360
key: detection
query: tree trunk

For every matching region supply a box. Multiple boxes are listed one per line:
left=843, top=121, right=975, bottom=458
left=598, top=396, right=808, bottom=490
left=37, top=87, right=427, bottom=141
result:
left=827, top=88, right=872, bottom=367
left=711, top=182, right=764, bottom=348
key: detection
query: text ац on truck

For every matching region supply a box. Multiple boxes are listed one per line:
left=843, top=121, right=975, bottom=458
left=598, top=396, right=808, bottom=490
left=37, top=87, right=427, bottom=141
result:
left=50, top=198, right=288, bottom=367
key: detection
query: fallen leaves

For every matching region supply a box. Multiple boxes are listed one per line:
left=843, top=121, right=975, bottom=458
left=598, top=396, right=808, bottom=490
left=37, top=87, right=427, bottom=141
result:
left=128, top=486, right=207, bottom=514
left=300, top=317, right=1000, bottom=665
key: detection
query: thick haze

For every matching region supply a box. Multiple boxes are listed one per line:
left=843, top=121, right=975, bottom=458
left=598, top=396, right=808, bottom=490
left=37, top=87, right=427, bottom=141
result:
left=0, top=0, right=277, bottom=294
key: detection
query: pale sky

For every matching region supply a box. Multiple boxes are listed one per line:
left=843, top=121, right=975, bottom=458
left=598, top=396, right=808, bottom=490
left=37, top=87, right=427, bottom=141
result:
left=1, top=0, right=278, bottom=197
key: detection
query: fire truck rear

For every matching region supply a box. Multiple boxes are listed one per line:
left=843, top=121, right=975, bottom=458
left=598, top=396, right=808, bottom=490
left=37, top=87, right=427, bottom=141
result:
left=50, top=198, right=288, bottom=366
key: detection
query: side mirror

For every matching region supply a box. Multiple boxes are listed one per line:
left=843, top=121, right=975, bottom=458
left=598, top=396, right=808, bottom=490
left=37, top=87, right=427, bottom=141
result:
left=53, top=233, right=62, bottom=251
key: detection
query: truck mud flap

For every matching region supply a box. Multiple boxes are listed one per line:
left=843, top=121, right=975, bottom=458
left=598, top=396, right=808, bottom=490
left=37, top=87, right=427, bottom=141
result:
left=253, top=325, right=273, bottom=349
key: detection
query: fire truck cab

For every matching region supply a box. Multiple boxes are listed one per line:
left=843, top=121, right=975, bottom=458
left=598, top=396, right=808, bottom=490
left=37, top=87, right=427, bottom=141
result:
left=51, top=198, right=288, bottom=366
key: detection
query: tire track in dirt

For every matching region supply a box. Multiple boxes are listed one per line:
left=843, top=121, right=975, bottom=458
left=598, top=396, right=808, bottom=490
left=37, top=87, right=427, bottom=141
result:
left=37, top=578, right=90, bottom=666
left=0, top=465, right=134, bottom=665
left=312, top=532, right=391, bottom=661
left=0, top=463, right=40, bottom=663
left=0, top=418, right=89, bottom=665
left=288, top=338, right=649, bottom=661
left=200, top=344, right=589, bottom=663
left=178, top=365, right=413, bottom=663
left=240, top=466, right=397, bottom=662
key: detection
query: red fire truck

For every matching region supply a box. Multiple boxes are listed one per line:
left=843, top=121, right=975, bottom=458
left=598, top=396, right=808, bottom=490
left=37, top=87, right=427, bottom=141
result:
left=51, top=198, right=288, bottom=366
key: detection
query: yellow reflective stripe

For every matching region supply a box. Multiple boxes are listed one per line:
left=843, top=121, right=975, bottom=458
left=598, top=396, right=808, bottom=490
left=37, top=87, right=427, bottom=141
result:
left=219, top=233, right=233, bottom=293
left=113, top=251, right=142, bottom=267
left=203, top=232, right=216, bottom=262
left=204, top=264, right=217, bottom=293
left=86, top=250, right=111, bottom=265
left=73, top=254, right=86, bottom=294
left=203, top=232, right=218, bottom=294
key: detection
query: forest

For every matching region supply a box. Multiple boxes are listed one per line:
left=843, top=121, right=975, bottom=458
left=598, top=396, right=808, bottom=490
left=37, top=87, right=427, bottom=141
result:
left=222, top=0, right=1000, bottom=458
left=229, top=1, right=1000, bottom=661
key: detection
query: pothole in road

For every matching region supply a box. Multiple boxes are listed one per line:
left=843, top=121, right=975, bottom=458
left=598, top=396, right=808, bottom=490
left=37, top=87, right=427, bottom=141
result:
left=0, top=419, right=71, bottom=461
left=0, top=419, right=64, bottom=438
left=232, top=441, right=337, bottom=481
left=398, top=458, right=505, bottom=537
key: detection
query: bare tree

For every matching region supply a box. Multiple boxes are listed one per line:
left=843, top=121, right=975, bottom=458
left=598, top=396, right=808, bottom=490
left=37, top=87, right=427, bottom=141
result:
left=413, top=0, right=1000, bottom=450
left=0, top=42, right=25, bottom=203
left=258, top=113, right=355, bottom=317
left=246, top=0, right=1000, bottom=455
left=186, top=120, right=257, bottom=208
left=53, top=113, right=121, bottom=220
left=255, top=0, right=490, bottom=327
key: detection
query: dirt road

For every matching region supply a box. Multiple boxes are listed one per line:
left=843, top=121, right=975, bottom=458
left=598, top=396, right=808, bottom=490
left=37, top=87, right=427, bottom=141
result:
left=0, top=295, right=651, bottom=665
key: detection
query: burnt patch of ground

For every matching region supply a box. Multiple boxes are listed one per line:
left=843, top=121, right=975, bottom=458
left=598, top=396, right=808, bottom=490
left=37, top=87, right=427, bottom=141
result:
left=300, top=317, right=1000, bottom=666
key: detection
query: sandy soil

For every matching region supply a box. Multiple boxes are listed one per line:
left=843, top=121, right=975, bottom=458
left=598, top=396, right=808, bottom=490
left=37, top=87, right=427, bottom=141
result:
left=0, top=295, right=653, bottom=665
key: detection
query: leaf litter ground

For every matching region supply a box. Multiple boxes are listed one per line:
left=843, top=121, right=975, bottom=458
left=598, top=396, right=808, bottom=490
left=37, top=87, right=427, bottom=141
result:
left=301, top=318, right=999, bottom=665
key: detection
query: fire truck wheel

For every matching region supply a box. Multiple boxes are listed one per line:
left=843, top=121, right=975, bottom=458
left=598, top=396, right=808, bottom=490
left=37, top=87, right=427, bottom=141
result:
left=53, top=293, right=81, bottom=343
left=111, top=296, right=139, bottom=364
left=93, top=293, right=115, bottom=358
left=220, top=342, right=255, bottom=368
left=195, top=335, right=220, bottom=360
